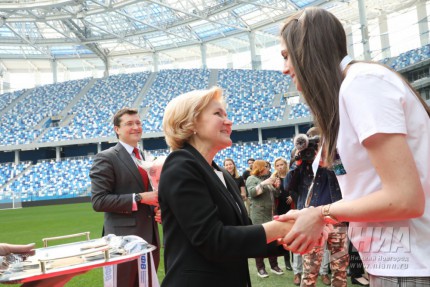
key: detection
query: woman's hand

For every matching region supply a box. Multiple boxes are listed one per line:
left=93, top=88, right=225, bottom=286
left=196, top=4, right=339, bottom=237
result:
left=0, top=243, right=35, bottom=256
left=286, top=196, right=293, bottom=205
left=275, top=207, right=326, bottom=254
left=261, top=177, right=276, bottom=186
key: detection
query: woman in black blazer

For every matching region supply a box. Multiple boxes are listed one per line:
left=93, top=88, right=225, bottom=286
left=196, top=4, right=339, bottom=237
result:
left=158, top=86, right=293, bottom=287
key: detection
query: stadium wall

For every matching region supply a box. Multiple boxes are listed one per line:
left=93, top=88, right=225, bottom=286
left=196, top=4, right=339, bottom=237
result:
left=21, top=196, right=90, bottom=208
left=0, top=196, right=90, bottom=209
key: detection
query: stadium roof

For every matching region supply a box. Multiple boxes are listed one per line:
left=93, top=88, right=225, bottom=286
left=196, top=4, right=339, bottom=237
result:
left=0, top=0, right=419, bottom=73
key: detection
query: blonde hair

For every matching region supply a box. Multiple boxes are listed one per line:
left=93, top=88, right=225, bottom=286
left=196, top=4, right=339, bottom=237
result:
left=273, top=156, right=289, bottom=172
left=306, top=127, right=320, bottom=137
left=270, top=156, right=289, bottom=177
left=163, top=86, right=225, bottom=151
left=273, top=157, right=287, bottom=167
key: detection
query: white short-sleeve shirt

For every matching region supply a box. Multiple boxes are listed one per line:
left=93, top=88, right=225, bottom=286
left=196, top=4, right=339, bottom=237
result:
left=337, top=63, right=430, bottom=276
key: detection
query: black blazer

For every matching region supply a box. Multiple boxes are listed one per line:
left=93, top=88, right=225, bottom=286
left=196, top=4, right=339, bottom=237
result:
left=159, top=143, right=284, bottom=287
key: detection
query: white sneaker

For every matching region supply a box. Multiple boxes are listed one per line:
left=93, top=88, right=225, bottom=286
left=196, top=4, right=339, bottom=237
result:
left=270, top=267, right=284, bottom=275
left=352, top=276, right=369, bottom=286
left=257, top=269, right=269, bottom=278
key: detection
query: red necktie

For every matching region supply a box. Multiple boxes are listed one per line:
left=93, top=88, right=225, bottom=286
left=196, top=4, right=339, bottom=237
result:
left=133, top=147, right=149, bottom=191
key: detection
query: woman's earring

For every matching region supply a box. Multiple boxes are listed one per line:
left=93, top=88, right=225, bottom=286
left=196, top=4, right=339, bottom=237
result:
left=193, top=131, right=197, bottom=135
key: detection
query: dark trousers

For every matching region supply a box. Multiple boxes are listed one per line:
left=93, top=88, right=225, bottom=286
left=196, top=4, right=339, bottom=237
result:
left=255, top=256, right=279, bottom=270
left=284, top=251, right=292, bottom=268
left=348, top=241, right=364, bottom=279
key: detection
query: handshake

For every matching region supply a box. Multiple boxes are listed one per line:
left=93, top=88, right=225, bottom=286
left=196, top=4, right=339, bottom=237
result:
left=269, top=206, right=333, bottom=254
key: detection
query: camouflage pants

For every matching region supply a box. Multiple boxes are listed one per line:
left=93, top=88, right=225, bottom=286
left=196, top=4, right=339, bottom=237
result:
left=301, top=223, right=349, bottom=287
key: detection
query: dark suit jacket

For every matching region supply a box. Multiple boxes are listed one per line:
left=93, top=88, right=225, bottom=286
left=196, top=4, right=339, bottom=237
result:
left=159, top=143, right=285, bottom=287
left=90, top=143, right=160, bottom=286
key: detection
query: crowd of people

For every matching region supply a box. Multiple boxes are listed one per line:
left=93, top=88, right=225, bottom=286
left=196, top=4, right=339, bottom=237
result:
left=220, top=152, right=368, bottom=287
left=2, top=6, right=429, bottom=287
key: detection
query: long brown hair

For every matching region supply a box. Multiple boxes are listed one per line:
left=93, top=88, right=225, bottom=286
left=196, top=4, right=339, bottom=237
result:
left=280, top=7, right=430, bottom=165
left=280, top=7, right=345, bottom=166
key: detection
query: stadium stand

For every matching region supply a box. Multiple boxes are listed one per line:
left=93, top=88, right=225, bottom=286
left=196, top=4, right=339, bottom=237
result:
left=389, top=44, right=430, bottom=70
left=141, top=69, right=210, bottom=133
left=40, top=73, right=150, bottom=142
left=0, top=161, right=32, bottom=203
left=0, top=69, right=296, bottom=146
left=289, top=102, right=311, bottom=119
left=1, top=40, right=430, bottom=203
left=214, top=138, right=294, bottom=172
left=0, top=79, right=90, bottom=146
left=147, top=138, right=295, bottom=173
left=0, top=157, right=92, bottom=203
left=217, top=69, right=290, bottom=124
left=0, top=90, right=25, bottom=111
left=0, top=138, right=295, bottom=203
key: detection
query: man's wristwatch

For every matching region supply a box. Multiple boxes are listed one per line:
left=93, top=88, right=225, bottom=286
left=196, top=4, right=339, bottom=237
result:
left=134, top=193, right=142, bottom=203
left=321, top=204, right=339, bottom=224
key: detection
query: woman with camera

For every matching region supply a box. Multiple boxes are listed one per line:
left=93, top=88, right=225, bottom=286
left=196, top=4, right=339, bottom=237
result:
left=285, top=127, right=348, bottom=287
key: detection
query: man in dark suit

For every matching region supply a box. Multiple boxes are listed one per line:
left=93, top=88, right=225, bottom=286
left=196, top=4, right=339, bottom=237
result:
left=90, top=107, right=160, bottom=287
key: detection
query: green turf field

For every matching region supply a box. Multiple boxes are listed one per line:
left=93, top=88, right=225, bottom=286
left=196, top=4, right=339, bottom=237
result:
left=1, top=203, right=341, bottom=286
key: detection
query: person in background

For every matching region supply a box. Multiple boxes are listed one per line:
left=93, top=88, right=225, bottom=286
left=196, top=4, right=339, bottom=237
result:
left=266, top=161, right=272, bottom=176
left=242, top=157, right=255, bottom=213
left=318, top=247, right=332, bottom=286
left=90, top=107, right=160, bottom=287
left=272, top=157, right=293, bottom=272
left=224, top=158, right=248, bottom=212
left=284, top=148, right=298, bottom=207
left=246, top=159, right=284, bottom=278
left=301, top=127, right=348, bottom=287
left=158, top=87, right=293, bottom=287
left=284, top=148, right=303, bottom=286
left=242, top=158, right=255, bottom=182
left=278, top=7, right=430, bottom=287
